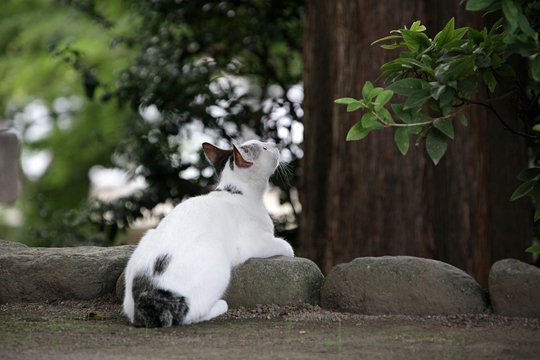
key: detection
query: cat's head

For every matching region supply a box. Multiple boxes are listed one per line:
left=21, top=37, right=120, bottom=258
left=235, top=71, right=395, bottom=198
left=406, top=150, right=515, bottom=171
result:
left=203, top=140, right=280, bottom=183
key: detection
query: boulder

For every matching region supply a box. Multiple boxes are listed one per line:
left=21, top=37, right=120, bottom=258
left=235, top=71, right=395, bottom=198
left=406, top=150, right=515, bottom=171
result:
left=0, top=244, right=135, bottom=303
left=225, top=257, right=324, bottom=307
left=116, top=256, right=324, bottom=307
left=321, top=256, right=488, bottom=315
left=489, top=259, right=540, bottom=318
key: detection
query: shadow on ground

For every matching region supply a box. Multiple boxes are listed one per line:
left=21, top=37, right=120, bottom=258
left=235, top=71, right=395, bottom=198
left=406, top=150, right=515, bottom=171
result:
left=1, top=299, right=539, bottom=359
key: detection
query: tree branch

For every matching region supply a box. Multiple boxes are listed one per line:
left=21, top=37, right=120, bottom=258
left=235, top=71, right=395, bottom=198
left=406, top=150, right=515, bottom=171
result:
left=465, top=99, right=537, bottom=139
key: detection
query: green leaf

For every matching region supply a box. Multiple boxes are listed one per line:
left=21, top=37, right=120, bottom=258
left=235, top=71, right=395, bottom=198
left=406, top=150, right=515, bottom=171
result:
left=391, top=103, right=413, bottom=123
left=371, top=35, right=403, bottom=46
left=451, top=27, right=469, bottom=42
left=510, top=179, right=536, bottom=201
left=430, top=84, right=446, bottom=100
left=483, top=69, right=497, bottom=93
left=374, top=90, right=393, bottom=110
left=426, top=129, right=449, bottom=165
left=369, top=87, right=385, bottom=100
left=525, top=244, right=540, bottom=253
left=381, top=43, right=402, bottom=50
left=362, top=81, right=374, bottom=100
left=502, top=0, right=519, bottom=32
left=535, top=207, right=540, bottom=222
left=346, top=122, right=371, bottom=141
left=505, top=34, right=537, bottom=56
left=378, top=107, right=395, bottom=124
left=447, top=55, right=476, bottom=78
left=403, top=89, right=431, bottom=110
left=394, top=127, right=410, bottom=155
left=335, top=97, right=358, bottom=105
left=387, top=79, right=427, bottom=95
left=361, top=112, right=384, bottom=130
left=468, top=28, right=485, bottom=44
left=347, top=101, right=364, bottom=112
left=466, top=0, right=496, bottom=11
left=532, top=54, right=540, bottom=83
left=532, top=124, right=540, bottom=132
left=517, top=168, right=540, bottom=181
left=439, top=87, right=455, bottom=108
left=433, top=118, right=455, bottom=139
left=401, top=30, right=431, bottom=52
left=409, top=20, right=426, bottom=32
left=457, top=113, right=468, bottom=127
left=434, top=18, right=454, bottom=47
left=518, top=12, right=536, bottom=38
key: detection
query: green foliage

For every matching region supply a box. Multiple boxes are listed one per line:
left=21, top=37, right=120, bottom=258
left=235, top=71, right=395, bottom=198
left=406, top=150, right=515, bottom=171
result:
left=336, top=17, right=512, bottom=165
left=1, top=0, right=304, bottom=246
left=526, top=244, right=540, bottom=254
left=82, top=0, right=304, bottom=243
left=336, top=1, right=540, bottom=238
left=0, top=0, right=136, bottom=245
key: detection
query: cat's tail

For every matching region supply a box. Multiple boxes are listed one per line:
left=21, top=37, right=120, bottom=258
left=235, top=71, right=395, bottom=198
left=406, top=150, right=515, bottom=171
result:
left=131, top=274, right=189, bottom=328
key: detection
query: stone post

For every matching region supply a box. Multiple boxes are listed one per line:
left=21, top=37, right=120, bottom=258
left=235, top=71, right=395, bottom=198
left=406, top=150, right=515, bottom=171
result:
left=0, top=128, right=21, bottom=204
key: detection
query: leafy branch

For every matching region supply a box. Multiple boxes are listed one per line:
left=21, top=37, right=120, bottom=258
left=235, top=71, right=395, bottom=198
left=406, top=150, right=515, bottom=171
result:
left=335, top=0, right=540, bottom=253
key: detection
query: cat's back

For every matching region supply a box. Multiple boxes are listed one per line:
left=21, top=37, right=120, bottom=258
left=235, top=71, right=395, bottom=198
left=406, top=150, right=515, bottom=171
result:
left=151, top=191, right=243, bottom=242
left=162, top=191, right=239, bottom=224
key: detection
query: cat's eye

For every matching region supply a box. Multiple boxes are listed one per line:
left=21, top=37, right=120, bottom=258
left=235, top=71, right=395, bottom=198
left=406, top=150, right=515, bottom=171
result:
left=263, top=146, right=268, bottom=150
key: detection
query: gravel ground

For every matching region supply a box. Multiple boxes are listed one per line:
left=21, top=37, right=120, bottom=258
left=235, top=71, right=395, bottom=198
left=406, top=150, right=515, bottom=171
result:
left=1, top=298, right=539, bottom=360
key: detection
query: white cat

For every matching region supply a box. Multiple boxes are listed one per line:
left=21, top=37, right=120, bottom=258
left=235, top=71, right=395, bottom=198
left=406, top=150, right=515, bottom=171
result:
left=123, top=140, right=294, bottom=327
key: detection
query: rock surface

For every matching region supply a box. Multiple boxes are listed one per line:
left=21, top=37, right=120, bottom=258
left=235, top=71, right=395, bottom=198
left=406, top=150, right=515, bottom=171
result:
left=321, top=256, right=488, bottom=315
left=116, top=256, right=324, bottom=307
left=0, top=240, right=135, bottom=303
left=489, top=259, right=540, bottom=318
left=225, top=257, right=324, bottom=307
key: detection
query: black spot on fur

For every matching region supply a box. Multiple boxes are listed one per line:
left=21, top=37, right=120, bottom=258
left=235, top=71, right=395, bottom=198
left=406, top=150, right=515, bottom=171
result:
left=153, top=254, right=171, bottom=276
left=224, top=184, right=242, bottom=194
left=214, top=184, right=242, bottom=195
left=229, top=156, right=234, bottom=171
left=132, top=274, right=189, bottom=328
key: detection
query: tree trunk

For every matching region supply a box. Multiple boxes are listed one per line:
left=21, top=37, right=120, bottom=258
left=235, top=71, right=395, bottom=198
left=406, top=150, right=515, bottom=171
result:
left=300, top=0, right=532, bottom=286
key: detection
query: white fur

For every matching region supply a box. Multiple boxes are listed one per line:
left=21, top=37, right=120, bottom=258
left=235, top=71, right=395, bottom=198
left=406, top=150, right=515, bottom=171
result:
left=123, top=140, right=294, bottom=325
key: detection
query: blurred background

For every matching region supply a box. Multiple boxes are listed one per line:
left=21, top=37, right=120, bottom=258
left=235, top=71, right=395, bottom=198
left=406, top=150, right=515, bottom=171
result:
left=0, top=0, right=534, bottom=286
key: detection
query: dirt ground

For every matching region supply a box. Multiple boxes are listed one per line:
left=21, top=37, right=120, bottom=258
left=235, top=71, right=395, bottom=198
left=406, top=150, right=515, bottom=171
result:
left=1, top=298, right=539, bottom=360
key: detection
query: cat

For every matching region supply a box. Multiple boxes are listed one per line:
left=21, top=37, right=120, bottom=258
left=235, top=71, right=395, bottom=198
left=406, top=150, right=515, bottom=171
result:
left=122, top=140, right=294, bottom=327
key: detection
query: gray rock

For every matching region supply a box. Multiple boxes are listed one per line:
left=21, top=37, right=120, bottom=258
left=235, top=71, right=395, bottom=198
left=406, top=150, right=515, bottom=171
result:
left=225, top=257, right=324, bottom=307
left=0, top=129, right=21, bottom=204
left=0, top=245, right=135, bottom=303
left=0, top=239, right=28, bottom=250
left=489, top=259, right=540, bottom=318
left=321, top=256, right=488, bottom=315
left=116, top=256, right=324, bottom=308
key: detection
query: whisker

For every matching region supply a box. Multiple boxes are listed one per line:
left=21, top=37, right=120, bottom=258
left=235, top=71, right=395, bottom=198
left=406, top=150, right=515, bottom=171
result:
left=275, top=161, right=293, bottom=188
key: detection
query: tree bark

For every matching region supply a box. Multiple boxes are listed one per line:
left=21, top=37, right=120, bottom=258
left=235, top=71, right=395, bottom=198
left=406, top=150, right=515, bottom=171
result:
left=300, top=0, right=532, bottom=286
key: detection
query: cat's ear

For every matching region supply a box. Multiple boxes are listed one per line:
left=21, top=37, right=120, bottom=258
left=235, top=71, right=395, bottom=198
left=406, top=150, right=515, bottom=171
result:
left=202, top=143, right=233, bottom=172
left=233, top=145, right=253, bottom=168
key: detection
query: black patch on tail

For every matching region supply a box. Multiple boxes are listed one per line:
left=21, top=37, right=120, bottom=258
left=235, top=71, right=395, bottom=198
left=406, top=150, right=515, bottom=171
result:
left=132, top=274, right=189, bottom=328
left=153, top=254, right=171, bottom=276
